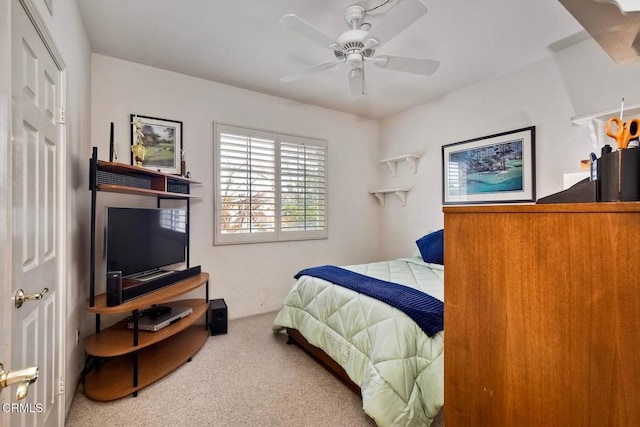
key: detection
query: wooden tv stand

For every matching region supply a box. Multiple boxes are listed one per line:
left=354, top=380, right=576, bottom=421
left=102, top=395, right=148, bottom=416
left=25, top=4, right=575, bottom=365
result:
left=86, top=147, right=206, bottom=401
left=84, top=273, right=210, bottom=401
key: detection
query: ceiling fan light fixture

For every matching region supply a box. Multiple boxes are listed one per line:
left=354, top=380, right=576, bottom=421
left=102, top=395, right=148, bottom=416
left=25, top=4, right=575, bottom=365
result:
left=349, top=67, right=362, bottom=79
left=346, top=52, right=364, bottom=67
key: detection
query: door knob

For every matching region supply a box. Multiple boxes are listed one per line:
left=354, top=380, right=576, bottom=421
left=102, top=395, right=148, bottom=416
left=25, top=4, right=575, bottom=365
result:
left=14, top=287, right=48, bottom=308
left=0, top=363, right=39, bottom=400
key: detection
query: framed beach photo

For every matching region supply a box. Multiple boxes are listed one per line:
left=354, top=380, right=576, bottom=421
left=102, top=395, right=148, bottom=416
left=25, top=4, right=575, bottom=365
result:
left=442, top=126, right=536, bottom=205
left=130, top=114, right=183, bottom=174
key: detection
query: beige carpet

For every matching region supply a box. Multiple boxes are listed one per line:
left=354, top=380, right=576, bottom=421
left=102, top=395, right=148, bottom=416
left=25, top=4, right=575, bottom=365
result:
left=66, top=311, right=443, bottom=426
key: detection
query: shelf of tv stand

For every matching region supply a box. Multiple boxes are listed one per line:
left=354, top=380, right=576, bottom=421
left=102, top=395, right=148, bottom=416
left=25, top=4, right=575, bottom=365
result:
left=97, top=184, right=201, bottom=199
left=83, top=273, right=209, bottom=401
left=84, top=325, right=208, bottom=401
left=84, top=299, right=208, bottom=357
left=94, top=160, right=201, bottom=199
left=87, top=273, right=209, bottom=315
left=96, top=160, right=201, bottom=184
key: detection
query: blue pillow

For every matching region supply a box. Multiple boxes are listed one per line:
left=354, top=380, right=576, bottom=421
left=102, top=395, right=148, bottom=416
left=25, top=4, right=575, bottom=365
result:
left=416, top=229, right=444, bottom=265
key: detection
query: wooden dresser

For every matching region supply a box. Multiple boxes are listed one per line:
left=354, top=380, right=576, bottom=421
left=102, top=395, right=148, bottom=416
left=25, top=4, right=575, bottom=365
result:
left=443, top=203, right=640, bottom=426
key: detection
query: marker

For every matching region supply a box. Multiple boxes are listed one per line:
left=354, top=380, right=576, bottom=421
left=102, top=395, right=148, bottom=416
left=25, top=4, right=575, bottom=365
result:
left=590, top=152, right=597, bottom=181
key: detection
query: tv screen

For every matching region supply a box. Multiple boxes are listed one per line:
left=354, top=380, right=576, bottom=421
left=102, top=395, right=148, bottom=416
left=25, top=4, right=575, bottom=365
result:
left=106, top=207, right=187, bottom=278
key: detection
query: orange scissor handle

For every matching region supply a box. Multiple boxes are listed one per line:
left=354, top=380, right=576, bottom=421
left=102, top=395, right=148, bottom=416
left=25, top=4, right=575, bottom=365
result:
left=627, top=118, right=640, bottom=139
left=606, top=117, right=640, bottom=149
left=606, top=117, right=623, bottom=144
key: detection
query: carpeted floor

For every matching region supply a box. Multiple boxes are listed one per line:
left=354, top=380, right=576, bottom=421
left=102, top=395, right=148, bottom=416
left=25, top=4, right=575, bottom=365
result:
left=66, top=311, right=443, bottom=426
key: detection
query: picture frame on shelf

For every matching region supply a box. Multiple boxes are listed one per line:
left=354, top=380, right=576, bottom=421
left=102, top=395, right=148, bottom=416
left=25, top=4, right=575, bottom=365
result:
left=130, top=114, right=183, bottom=174
left=442, top=126, right=536, bottom=205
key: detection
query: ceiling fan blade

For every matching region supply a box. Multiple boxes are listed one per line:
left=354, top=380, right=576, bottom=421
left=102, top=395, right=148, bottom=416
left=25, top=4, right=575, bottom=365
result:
left=348, top=67, right=365, bottom=97
left=373, top=55, right=440, bottom=75
left=280, top=61, right=340, bottom=82
left=280, top=14, right=340, bottom=50
left=363, top=0, right=428, bottom=50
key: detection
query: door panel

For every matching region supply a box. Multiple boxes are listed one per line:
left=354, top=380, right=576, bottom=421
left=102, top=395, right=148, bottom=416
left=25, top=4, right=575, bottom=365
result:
left=9, top=1, right=62, bottom=426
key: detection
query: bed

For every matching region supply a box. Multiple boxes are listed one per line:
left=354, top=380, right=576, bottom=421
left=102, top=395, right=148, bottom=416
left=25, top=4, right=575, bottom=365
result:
left=272, top=232, right=445, bottom=426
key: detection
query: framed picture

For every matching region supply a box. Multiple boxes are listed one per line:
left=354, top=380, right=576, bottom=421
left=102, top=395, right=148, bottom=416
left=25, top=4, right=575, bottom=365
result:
left=442, top=126, right=536, bottom=205
left=130, top=114, right=183, bottom=174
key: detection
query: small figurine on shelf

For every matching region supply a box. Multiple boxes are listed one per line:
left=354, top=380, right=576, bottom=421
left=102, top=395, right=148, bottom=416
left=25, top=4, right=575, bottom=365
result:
left=180, top=149, right=186, bottom=177
left=131, top=115, right=146, bottom=167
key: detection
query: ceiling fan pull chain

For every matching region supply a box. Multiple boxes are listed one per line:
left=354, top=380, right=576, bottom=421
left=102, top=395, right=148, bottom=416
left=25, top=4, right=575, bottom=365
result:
left=364, top=0, right=394, bottom=14
left=361, top=66, right=366, bottom=96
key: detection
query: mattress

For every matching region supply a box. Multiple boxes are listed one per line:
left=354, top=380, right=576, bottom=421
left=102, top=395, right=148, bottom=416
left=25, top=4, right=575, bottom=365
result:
left=272, top=257, right=444, bottom=426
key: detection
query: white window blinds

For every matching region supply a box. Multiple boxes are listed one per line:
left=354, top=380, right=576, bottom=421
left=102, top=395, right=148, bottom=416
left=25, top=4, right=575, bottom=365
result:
left=280, top=140, right=326, bottom=233
left=214, top=123, right=327, bottom=244
left=219, top=131, right=276, bottom=236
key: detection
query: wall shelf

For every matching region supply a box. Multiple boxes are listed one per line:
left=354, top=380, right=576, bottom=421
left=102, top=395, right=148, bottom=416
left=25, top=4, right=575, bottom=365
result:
left=571, top=103, right=640, bottom=149
left=379, top=154, right=422, bottom=176
left=558, top=0, right=640, bottom=65
left=369, top=188, right=410, bottom=207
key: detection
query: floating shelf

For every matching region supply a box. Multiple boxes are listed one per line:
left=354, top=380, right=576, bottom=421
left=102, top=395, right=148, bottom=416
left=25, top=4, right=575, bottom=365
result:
left=369, top=188, right=410, bottom=207
left=571, top=103, right=640, bottom=125
left=379, top=154, right=422, bottom=177
left=571, top=103, right=640, bottom=149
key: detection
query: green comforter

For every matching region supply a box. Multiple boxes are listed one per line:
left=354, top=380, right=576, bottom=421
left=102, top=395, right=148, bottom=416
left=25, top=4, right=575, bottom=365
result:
left=272, top=257, right=444, bottom=426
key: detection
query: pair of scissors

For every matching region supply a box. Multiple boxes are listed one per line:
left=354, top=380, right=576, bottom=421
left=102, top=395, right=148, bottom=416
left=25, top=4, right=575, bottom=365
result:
left=606, top=117, right=640, bottom=149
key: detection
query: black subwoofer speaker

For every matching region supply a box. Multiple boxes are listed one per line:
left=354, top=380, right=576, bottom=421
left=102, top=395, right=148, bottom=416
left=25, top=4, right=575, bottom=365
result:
left=209, top=298, right=227, bottom=336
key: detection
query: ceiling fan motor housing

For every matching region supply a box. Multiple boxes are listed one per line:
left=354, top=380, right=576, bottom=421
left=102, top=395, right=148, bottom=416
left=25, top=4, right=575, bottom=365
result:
left=334, top=29, right=375, bottom=61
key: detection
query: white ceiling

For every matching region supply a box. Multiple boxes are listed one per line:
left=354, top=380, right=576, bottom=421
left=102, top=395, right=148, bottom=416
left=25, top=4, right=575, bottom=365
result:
left=76, top=0, right=586, bottom=120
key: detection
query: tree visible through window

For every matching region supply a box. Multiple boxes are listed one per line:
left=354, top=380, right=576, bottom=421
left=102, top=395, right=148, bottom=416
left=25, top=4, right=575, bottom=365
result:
left=214, top=124, right=327, bottom=244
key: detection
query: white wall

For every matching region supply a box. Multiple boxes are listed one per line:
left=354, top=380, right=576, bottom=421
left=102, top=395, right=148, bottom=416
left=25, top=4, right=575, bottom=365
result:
left=89, top=54, right=380, bottom=321
left=378, top=38, right=640, bottom=260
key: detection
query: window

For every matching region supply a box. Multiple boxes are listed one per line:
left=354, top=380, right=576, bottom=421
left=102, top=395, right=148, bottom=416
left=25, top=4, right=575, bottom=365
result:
left=214, top=123, right=327, bottom=244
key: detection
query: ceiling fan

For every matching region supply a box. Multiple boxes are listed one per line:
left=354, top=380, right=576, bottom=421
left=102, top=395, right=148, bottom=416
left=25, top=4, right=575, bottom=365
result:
left=279, top=0, right=439, bottom=97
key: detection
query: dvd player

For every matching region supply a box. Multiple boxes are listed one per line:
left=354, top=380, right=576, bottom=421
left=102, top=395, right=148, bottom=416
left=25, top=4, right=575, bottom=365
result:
left=128, top=306, right=193, bottom=332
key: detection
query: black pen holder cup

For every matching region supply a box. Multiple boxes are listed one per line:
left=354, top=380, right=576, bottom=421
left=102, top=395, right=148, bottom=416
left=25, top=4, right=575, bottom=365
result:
left=597, top=149, right=640, bottom=201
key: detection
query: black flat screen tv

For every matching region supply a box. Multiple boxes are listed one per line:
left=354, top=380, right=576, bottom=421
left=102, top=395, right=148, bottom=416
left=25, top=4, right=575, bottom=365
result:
left=106, top=207, right=187, bottom=278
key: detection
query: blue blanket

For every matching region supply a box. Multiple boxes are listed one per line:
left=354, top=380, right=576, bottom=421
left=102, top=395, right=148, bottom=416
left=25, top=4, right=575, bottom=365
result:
left=294, top=265, right=444, bottom=337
